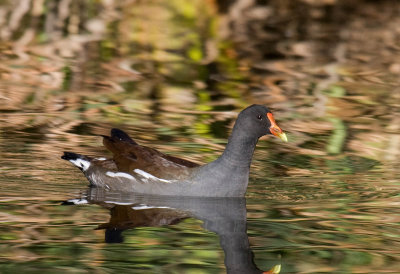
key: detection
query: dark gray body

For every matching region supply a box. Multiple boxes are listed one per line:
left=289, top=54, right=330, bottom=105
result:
left=84, top=155, right=252, bottom=197
left=63, top=105, right=277, bottom=197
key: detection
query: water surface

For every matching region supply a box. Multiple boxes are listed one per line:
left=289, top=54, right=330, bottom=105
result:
left=1, top=0, right=400, bottom=273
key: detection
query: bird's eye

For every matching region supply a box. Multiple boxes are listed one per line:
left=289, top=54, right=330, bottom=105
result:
left=257, top=115, right=262, bottom=120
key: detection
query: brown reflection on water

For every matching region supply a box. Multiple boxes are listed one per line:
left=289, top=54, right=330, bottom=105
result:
left=0, top=0, right=400, bottom=273
left=0, top=0, right=399, bottom=166
left=247, top=180, right=400, bottom=272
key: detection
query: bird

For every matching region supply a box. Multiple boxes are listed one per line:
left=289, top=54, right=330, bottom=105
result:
left=61, top=104, right=287, bottom=197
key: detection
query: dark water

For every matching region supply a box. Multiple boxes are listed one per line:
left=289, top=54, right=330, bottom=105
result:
left=1, top=0, right=400, bottom=273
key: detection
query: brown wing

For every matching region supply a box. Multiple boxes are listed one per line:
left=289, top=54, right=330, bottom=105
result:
left=103, top=128, right=199, bottom=180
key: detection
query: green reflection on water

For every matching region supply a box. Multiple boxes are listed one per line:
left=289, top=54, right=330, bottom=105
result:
left=0, top=0, right=400, bottom=273
left=326, top=117, right=347, bottom=155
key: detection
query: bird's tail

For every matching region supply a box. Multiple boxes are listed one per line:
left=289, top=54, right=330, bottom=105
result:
left=61, top=152, right=91, bottom=171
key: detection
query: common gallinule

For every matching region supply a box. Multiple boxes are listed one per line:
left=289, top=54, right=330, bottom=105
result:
left=62, top=104, right=287, bottom=197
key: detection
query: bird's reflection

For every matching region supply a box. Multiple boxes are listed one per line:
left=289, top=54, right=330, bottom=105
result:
left=63, top=188, right=280, bottom=274
left=98, top=205, right=189, bottom=243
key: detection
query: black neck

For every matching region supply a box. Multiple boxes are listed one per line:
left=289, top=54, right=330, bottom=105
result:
left=219, top=124, right=258, bottom=168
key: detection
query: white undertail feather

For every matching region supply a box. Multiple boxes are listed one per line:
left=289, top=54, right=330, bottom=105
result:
left=66, top=198, right=89, bottom=205
left=69, top=159, right=91, bottom=171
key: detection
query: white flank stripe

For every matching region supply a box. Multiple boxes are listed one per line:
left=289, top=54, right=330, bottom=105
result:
left=133, top=169, right=171, bottom=183
left=132, top=204, right=171, bottom=210
left=105, top=201, right=135, bottom=205
left=70, top=159, right=90, bottom=171
left=96, top=157, right=106, bottom=161
left=106, top=171, right=134, bottom=180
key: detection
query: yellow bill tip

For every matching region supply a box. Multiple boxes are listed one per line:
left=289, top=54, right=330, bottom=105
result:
left=278, top=132, right=288, bottom=142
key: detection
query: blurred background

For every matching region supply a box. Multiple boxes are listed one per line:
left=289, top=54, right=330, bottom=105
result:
left=0, top=0, right=400, bottom=273
left=1, top=0, right=399, bottom=165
